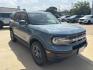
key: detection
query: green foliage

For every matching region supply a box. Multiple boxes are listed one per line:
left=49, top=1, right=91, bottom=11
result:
left=70, top=1, right=91, bottom=15
left=60, top=10, right=70, bottom=15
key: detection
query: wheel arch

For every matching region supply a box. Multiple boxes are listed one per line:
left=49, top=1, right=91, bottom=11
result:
left=29, top=38, right=43, bottom=47
left=29, top=38, right=47, bottom=65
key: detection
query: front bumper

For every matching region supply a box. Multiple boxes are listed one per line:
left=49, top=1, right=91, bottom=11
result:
left=67, top=19, right=77, bottom=23
left=79, top=20, right=88, bottom=24
left=46, top=40, right=87, bottom=59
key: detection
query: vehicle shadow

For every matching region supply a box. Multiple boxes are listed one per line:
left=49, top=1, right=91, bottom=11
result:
left=8, top=41, right=93, bottom=70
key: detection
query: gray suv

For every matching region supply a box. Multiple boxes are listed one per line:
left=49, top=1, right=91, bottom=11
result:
left=10, top=11, right=87, bottom=65
left=0, top=13, right=11, bottom=29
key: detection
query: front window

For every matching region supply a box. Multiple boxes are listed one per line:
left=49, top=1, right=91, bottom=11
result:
left=83, top=15, right=92, bottom=19
left=61, top=16, right=66, bottom=19
left=69, top=15, right=77, bottom=19
left=29, top=12, right=60, bottom=25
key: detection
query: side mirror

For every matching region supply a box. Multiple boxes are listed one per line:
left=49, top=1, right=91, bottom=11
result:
left=19, top=20, right=26, bottom=25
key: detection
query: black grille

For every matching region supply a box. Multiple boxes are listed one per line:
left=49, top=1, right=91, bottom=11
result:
left=71, top=38, right=85, bottom=44
left=80, top=19, right=84, bottom=21
left=67, top=32, right=86, bottom=44
left=73, top=41, right=86, bottom=50
left=68, top=32, right=86, bottom=39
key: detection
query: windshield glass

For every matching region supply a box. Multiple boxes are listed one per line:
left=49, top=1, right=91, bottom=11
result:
left=29, top=12, right=60, bottom=25
left=70, top=15, right=77, bottom=18
left=61, top=16, right=66, bottom=18
left=83, top=15, right=92, bottom=18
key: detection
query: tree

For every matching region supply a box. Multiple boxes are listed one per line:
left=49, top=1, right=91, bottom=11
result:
left=70, top=1, right=91, bottom=15
left=60, top=10, right=70, bottom=15
left=46, top=7, right=59, bottom=18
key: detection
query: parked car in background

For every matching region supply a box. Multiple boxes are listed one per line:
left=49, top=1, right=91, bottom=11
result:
left=10, top=11, right=87, bottom=66
left=67, top=15, right=83, bottom=23
left=59, top=15, right=70, bottom=22
left=0, top=13, right=11, bottom=29
left=79, top=15, right=93, bottom=24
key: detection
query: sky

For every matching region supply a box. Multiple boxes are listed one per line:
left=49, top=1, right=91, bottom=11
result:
left=0, top=0, right=92, bottom=11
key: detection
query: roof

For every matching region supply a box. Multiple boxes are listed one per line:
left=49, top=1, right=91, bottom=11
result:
left=0, top=7, right=18, bottom=13
left=28, top=11, right=49, bottom=14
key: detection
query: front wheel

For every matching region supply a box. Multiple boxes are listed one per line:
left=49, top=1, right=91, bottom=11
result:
left=31, top=41, right=47, bottom=66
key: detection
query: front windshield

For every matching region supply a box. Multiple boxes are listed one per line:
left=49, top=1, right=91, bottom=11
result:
left=83, top=15, right=92, bottom=18
left=70, top=15, right=77, bottom=18
left=61, top=16, right=66, bottom=18
left=29, top=12, right=60, bottom=25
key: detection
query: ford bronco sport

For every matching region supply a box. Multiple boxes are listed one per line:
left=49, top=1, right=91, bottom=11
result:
left=9, top=11, right=87, bottom=65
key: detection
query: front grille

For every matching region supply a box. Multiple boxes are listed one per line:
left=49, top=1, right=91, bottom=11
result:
left=80, top=19, right=84, bottom=21
left=68, top=32, right=86, bottom=39
left=73, top=41, right=86, bottom=50
left=71, top=37, right=85, bottom=44
left=67, top=32, right=86, bottom=44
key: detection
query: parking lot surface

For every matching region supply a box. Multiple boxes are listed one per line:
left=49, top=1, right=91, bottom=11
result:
left=0, top=24, right=93, bottom=70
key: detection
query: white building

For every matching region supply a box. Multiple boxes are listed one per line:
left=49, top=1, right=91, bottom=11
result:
left=0, top=7, right=18, bottom=13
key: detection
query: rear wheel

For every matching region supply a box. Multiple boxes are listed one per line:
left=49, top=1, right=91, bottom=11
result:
left=0, top=25, right=3, bottom=29
left=10, top=29, right=17, bottom=42
left=31, top=41, right=47, bottom=66
left=0, top=21, right=3, bottom=29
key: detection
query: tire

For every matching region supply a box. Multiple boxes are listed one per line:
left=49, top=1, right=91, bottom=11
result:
left=31, top=41, right=47, bottom=66
left=79, top=22, right=83, bottom=24
left=10, top=29, right=17, bottom=42
left=0, top=24, right=3, bottom=29
left=88, top=20, right=91, bottom=24
left=79, top=22, right=81, bottom=24
left=0, top=22, right=3, bottom=29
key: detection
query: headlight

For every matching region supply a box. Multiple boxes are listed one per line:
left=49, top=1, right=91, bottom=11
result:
left=52, top=37, right=71, bottom=45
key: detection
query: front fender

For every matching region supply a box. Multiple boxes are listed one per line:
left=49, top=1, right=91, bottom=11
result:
left=28, top=30, right=51, bottom=50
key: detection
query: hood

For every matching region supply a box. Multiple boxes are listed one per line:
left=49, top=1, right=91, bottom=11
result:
left=29, top=24, right=85, bottom=35
left=80, top=17, right=88, bottom=20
